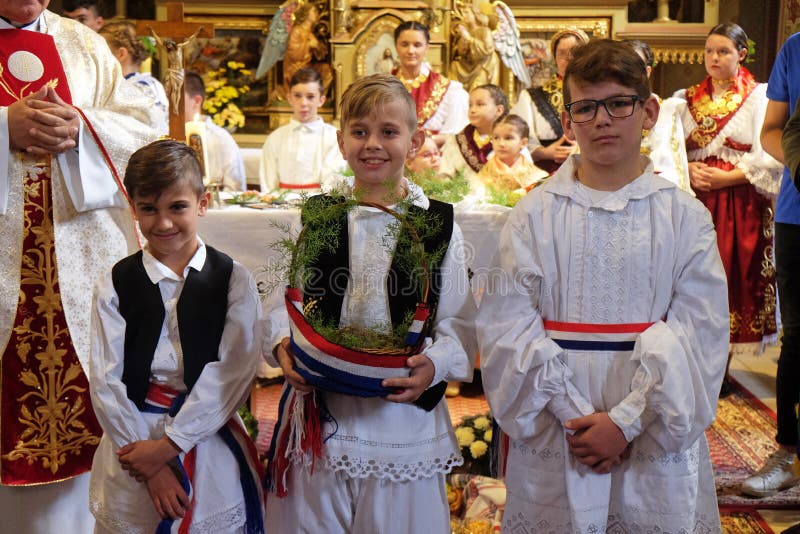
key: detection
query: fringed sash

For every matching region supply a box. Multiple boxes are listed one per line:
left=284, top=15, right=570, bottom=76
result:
left=145, top=383, right=265, bottom=534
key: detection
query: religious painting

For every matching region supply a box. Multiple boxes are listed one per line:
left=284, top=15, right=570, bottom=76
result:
left=353, top=15, right=405, bottom=79
left=514, top=17, right=610, bottom=88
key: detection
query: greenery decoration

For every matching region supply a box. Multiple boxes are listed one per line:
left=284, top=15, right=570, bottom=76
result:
left=266, top=184, right=445, bottom=351
left=409, top=168, right=471, bottom=204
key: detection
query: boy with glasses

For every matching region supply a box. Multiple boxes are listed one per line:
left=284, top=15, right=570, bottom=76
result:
left=477, top=39, right=728, bottom=532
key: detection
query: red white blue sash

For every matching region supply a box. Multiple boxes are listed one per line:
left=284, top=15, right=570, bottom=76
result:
left=285, top=287, right=429, bottom=397
left=543, top=320, right=654, bottom=351
left=144, top=383, right=265, bottom=534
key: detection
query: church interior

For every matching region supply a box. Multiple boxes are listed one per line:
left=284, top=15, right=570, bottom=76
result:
left=6, top=0, right=800, bottom=532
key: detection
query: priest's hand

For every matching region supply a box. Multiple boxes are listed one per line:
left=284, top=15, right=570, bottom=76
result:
left=146, top=465, right=189, bottom=520
left=382, top=354, right=435, bottom=403
left=24, top=86, right=80, bottom=155
left=117, top=436, right=182, bottom=482
left=564, top=412, right=629, bottom=472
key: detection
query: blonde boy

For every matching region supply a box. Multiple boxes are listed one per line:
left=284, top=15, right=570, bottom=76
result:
left=477, top=40, right=728, bottom=532
left=264, top=74, right=476, bottom=533
left=259, top=68, right=346, bottom=192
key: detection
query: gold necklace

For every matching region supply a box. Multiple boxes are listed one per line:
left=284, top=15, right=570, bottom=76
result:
left=399, top=70, right=428, bottom=90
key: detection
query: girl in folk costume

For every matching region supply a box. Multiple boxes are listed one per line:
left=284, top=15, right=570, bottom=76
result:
left=477, top=114, right=547, bottom=195
left=88, top=141, right=264, bottom=533
left=628, top=39, right=692, bottom=193
left=393, top=21, right=469, bottom=136
left=511, top=27, right=588, bottom=174
left=675, top=22, right=782, bottom=383
left=440, top=84, right=507, bottom=186
left=100, top=20, right=169, bottom=136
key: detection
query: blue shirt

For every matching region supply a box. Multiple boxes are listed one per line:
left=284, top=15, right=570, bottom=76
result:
left=768, top=32, right=800, bottom=224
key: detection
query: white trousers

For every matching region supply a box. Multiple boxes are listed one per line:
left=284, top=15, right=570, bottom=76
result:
left=265, top=463, right=450, bottom=534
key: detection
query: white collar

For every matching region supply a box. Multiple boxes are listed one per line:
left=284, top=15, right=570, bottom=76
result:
left=323, top=175, right=430, bottom=210
left=290, top=117, right=324, bottom=132
left=0, top=13, right=41, bottom=30
left=142, top=238, right=207, bottom=283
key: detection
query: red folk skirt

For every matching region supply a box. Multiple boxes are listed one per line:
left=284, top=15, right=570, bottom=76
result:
left=693, top=156, right=777, bottom=349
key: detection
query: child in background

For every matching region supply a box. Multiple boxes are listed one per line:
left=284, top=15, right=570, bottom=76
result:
left=184, top=71, right=247, bottom=192
left=440, top=84, right=508, bottom=184
left=100, top=20, right=169, bottom=135
left=477, top=114, right=547, bottom=195
left=477, top=39, right=728, bottom=532
left=406, top=133, right=442, bottom=175
left=263, top=74, right=477, bottom=533
left=259, top=67, right=346, bottom=193
left=88, top=140, right=264, bottom=533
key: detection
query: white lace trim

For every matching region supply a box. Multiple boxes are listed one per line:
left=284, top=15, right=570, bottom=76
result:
left=322, top=451, right=463, bottom=481
left=90, top=493, right=247, bottom=534
left=503, top=509, right=721, bottom=533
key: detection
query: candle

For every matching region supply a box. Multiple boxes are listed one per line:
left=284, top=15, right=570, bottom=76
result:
left=185, top=113, right=209, bottom=184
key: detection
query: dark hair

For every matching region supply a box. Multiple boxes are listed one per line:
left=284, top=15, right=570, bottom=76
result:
left=708, top=22, right=749, bottom=54
left=289, top=67, right=323, bottom=90
left=473, top=84, right=509, bottom=116
left=563, top=39, right=650, bottom=103
left=394, top=21, right=430, bottom=44
left=626, top=39, right=654, bottom=68
left=339, top=73, right=417, bottom=131
left=184, top=70, right=205, bottom=100
left=99, top=20, right=148, bottom=64
left=63, top=0, right=104, bottom=15
left=493, top=113, right=529, bottom=140
left=124, top=140, right=204, bottom=200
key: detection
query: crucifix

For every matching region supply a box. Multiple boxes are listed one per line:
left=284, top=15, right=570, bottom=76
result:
left=134, top=2, right=213, bottom=140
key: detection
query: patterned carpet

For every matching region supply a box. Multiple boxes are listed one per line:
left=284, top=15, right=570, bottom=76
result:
left=251, top=376, right=800, bottom=510
left=711, top=378, right=800, bottom=509
left=719, top=509, right=774, bottom=534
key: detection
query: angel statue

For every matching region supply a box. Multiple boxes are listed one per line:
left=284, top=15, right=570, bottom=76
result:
left=449, top=0, right=531, bottom=92
left=256, top=0, right=333, bottom=101
left=151, top=27, right=203, bottom=115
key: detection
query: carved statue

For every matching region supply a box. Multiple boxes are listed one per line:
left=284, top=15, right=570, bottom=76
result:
left=256, top=0, right=333, bottom=101
left=150, top=27, right=202, bottom=115
left=449, top=0, right=531, bottom=92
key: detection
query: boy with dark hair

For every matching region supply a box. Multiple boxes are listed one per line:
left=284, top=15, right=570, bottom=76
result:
left=478, top=39, right=728, bottom=532
left=88, top=139, right=264, bottom=533
left=183, top=70, right=246, bottom=191
left=263, top=73, right=476, bottom=533
left=259, top=67, right=345, bottom=192
left=63, top=0, right=105, bottom=31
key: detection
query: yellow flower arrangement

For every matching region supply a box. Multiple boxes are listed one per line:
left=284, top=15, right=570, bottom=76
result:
left=203, top=61, right=252, bottom=131
left=453, top=412, right=494, bottom=476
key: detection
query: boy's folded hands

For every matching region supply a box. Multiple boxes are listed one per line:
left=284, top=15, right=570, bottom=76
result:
left=117, top=436, right=182, bottom=482
left=146, top=465, right=190, bottom=520
left=565, top=412, right=630, bottom=474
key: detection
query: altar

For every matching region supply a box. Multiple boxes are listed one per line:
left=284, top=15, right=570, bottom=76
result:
left=198, top=203, right=510, bottom=307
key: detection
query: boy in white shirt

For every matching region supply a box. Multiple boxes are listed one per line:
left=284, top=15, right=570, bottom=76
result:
left=259, top=67, right=346, bottom=192
left=184, top=71, right=247, bottom=192
left=478, top=39, right=728, bottom=532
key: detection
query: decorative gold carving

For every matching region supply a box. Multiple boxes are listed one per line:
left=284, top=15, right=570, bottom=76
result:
left=2, top=163, right=100, bottom=474
left=652, top=47, right=704, bottom=65
left=515, top=18, right=609, bottom=38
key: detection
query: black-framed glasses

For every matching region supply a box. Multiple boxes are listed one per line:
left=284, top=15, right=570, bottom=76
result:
left=564, top=95, right=643, bottom=123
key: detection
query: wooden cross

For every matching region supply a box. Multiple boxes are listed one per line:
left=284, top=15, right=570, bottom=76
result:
left=134, top=2, right=213, bottom=140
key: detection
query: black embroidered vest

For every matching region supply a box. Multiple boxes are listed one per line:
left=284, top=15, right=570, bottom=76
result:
left=112, top=246, right=233, bottom=410
left=300, top=195, right=454, bottom=410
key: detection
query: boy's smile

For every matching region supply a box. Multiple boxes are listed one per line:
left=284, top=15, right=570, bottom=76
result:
left=134, top=181, right=210, bottom=275
left=337, top=101, right=423, bottom=198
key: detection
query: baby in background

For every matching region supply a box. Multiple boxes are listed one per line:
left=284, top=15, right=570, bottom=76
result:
left=477, top=114, right=548, bottom=195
